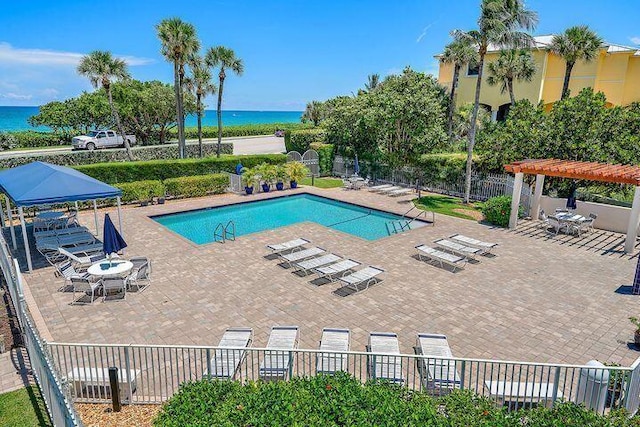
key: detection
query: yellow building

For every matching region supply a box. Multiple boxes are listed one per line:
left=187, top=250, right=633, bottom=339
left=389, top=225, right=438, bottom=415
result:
left=436, top=35, right=640, bottom=120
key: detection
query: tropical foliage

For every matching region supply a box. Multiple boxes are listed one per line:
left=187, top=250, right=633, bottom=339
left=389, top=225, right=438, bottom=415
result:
left=301, top=100, right=326, bottom=126
left=487, top=49, right=536, bottom=105
left=185, top=55, right=216, bottom=157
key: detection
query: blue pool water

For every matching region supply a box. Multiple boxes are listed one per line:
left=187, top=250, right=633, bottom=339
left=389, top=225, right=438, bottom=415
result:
left=152, top=194, right=424, bottom=243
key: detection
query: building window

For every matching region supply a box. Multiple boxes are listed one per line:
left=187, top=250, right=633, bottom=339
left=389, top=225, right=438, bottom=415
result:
left=467, top=63, right=480, bottom=76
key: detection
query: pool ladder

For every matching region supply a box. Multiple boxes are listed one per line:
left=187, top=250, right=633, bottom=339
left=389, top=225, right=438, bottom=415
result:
left=385, top=207, right=434, bottom=235
left=214, top=220, right=236, bottom=243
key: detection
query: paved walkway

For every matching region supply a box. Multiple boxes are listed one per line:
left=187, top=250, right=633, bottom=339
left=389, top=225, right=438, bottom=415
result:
left=13, top=187, right=640, bottom=366
left=0, top=348, right=33, bottom=394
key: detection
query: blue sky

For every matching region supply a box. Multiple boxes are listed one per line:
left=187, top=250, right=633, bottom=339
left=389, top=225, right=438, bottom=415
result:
left=0, top=0, right=638, bottom=110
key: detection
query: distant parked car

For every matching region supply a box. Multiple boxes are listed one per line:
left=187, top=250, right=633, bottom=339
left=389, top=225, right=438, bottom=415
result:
left=275, top=129, right=285, bottom=137
left=72, top=130, right=136, bottom=151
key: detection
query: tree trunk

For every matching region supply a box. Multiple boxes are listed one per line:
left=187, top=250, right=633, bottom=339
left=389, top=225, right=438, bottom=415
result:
left=216, top=73, right=225, bottom=158
left=464, top=52, right=485, bottom=204
left=197, top=93, right=203, bottom=158
left=561, top=61, right=574, bottom=100
left=173, top=61, right=185, bottom=158
left=107, top=87, right=133, bottom=161
left=508, top=78, right=516, bottom=106
left=447, top=64, right=461, bottom=142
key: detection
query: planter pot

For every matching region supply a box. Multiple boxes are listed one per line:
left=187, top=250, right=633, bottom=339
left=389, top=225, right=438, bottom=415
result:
left=245, top=186, right=254, bottom=195
left=157, top=197, right=165, bottom=205
left=276, top=182, right=284, bottom=191
left=261, top=183, right=271, bottom=193
left=635, top=330, right=640, bottom=346
left=290, top=180, right=298, bottom=189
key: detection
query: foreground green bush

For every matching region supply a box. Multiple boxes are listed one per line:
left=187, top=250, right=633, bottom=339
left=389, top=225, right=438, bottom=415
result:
left=310, top=142, right=334, bottom=176
left=6, top=130, right=65, bottom=148
left=74, top=154, right=286, bottom=184
left=285, top=128, right=327, bottom=153
left=114, top=180, right=165, bottom=203
left=164, top=174, right=228, bottom=198
left=482, top=196, right=516, bottom=227
left=154, top=373, right=635, bottom=427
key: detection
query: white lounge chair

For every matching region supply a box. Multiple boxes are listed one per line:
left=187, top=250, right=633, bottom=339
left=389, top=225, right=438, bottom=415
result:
left=267, top=238, right=310, bottom=254
left=259, top=326, right=299, bottom=381
left=433, top=239, right=482, bottom=261
left=415, top=245, right=467, bottom=272
left=210, top=327, right=253, bottom=379
left=37, top=232, right=96, bottom=248
left=416, top=333, right=461, bottom=393
left=316, top=328, right=350, bottom=375
left=367, top=332, right=404, bottom=384
left=378, top=186, right=402, bottom=194
left=295, top=254, right=341, bottom=276
left=449, top=234, right=498, bottom=254
left=34, top=226, right=90, bottom=239
left=388, top=188, right=413, bottom=197
left=312, top=259, right=361, bottom=282
left=338, top=266, right=384, bottom=292
left=368, top=184, right=394, bottom=192
left=59, top=247, right=105, bottom=268
left=280, top=247, right=325, bottom=268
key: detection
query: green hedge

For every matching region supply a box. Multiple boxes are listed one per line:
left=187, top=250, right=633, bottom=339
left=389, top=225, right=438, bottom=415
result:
left=74, top=154, right=286, bottom=184
left=0, top=143, right=233, bottom=169
left=416, top=152, right=473, bottom=184
left=164, top=174, right=228, bottom=198
left=482, top=196, right=515, bottom=227
left=310, top=142, right=334, bottom=176
left=284, top=128, right=327, bottom=153
left=114, top=180, right=165, bottom=203
left=153, top=373, right=634, bottom=426
left=6, top=131, right=66, bottom=148
left=175, top=122, right=310, bottom=140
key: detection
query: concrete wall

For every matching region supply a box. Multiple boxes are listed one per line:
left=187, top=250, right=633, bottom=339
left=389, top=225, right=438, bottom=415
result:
left=540, top=195, right=635, bottom=235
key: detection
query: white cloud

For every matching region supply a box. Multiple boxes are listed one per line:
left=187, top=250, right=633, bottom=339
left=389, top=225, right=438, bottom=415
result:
left=630, top=36, right=640, bottom=45
left=0, top=92, right=33, bottom=100
left=0, top=42, right=153, bottom=67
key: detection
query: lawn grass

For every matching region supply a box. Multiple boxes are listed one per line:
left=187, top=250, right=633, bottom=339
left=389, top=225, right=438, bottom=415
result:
left=413, top=194, right=483, bottom=221
left=0, top=386, right=52, bottom=427
left=300, top=177, right=343, bottom=189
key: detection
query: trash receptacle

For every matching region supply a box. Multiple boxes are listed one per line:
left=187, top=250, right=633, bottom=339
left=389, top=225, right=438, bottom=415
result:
left=576, top=360, right=609, bottom=413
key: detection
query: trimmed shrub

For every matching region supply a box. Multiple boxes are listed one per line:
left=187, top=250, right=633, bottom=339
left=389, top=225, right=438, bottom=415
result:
left=164, top=174, right=228, bottom=198
left=310, top=142, right=334, bottom=176
left=7, top=131, right=66, bottom=147
left=482, top=196, right=517, bottom=227
left=0, top=132, right=17, bottom=151
left=175, top=122, right=311, bottom=140
left=0, top=143, right=233, bottom=169
left=74, top=154, right=287, bottom=184
left=114, top=180, right=165, bottom=203
left=285, top=128, right=327, bottom=153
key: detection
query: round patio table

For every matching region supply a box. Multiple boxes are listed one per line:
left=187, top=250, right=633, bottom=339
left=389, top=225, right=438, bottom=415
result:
left=87, top=260, right=133, bottom=278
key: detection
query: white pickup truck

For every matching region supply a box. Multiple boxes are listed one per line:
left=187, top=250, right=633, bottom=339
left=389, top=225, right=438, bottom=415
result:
left=72, top=130, right=136, bottom=151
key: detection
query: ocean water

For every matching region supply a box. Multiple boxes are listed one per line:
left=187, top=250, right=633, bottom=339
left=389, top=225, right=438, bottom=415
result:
left=0, top=106, right=302, bottom=132
left=153, top=194, right=424, bottom=243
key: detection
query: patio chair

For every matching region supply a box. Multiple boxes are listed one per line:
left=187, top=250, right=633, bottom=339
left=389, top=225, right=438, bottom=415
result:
left=259, top=326, right=299, bottom=381
left=70, top=276, right=102, bottom=305
left=56, top=260, right=90, bottom=281
left=555, top=208, right=569, bottom=213
left=546, top=216, right=565, bottom=235
left=538, top=210, right=550, bottom=229
left=266, top=238, right=310, bottom=254
left=415, top=245, right=466, bottom=272
left=34, top=226, right=91, bottom=241
left=388, top=188, right=413, bottom=197
left=312, top=259, right=361, bottom=282
left=342, top=179, right=354, bottom=190
left=433, top=239, right=482, bottom=261
left=415, top=333, right=461, bottom=393
left=102, top=277, right=126, bottom=302
left=295, top=253, right=341, bottom=276
left=59, top=247, right=104, bottom=269
left=279, top=247, right=325, bottom=268
left=378, top=186, right=402, bottom=194
left=210, top=327, right=253, bottom=379
left=367, top=332, right=404, bottom=384
left=337, top=266, right=385, bottom=292
left=316, top=328, right=350, bottom=375
left=368, top=184, right=394, bottom=192
left=448, top=234, right=498, bottom=254
left=127, top=258, right=151, bottom=292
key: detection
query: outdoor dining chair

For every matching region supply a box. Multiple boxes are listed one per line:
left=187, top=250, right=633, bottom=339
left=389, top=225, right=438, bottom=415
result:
left=102, top=277, right=126, bottom=302
left=70, top=276, right=102, bottom=305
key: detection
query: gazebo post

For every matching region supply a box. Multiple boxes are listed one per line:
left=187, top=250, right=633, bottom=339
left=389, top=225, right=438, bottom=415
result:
left=531, top=174, right=545, bottom=221
left=5, top=195, right=16, bottom=250
left=509, top=172, right=524, bottom=229
left=624, top=186, right=640, bottom=253
left=17, top=206, right=32, bottom=272
left=0, top=201, right=5, bottom=227
left=116, top=196, right=123, bottom=235
left=93, top=200, right=99, bottom=236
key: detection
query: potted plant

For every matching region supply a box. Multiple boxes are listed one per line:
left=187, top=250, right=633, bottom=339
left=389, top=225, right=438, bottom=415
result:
left=275, top=165, right=287, bottom=191
left=630, top=316, right=640, bottom=346
left=602, top=362, right=626, bottom=407
left=260, top=164, right=277, bottom=193
left=242, top=167, right=257, bottom=195
left=284, top=161, right=309, bottom=189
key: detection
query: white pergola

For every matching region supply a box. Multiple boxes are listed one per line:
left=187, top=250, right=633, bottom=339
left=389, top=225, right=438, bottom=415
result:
left=505, top=159, right=640, bottom=254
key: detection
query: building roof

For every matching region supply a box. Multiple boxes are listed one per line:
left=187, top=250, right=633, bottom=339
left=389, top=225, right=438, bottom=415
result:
left=504, top=159, right=640, bottom=186
left=0, top=161, right=122, bottom=207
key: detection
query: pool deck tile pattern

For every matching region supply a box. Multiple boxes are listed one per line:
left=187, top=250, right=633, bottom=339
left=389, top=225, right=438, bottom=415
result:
left=15, top=187, right=640, bottom=366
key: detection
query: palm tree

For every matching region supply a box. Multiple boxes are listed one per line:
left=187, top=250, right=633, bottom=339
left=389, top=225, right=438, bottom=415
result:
left=487, top=49, right=536, bottom=105
left=185, top=55, right=216, bottom=157
left=156, top=18, right=200, bottom=159
left=365, top=73, right=380, bottom=92
left=452, top=0, right=538, bottom=203
left=77, top=51, right=133, bottom=160
left=205, top=46, right=244, bottom=158
left=440, top=39, right=479, bottom=140
left=548, top=25, right=603, bottom=100
left=302, top=101, right=325, bottom=126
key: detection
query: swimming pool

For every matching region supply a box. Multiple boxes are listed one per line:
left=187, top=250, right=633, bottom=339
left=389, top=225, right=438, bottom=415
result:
left=152, top=194, right=426, bottom=244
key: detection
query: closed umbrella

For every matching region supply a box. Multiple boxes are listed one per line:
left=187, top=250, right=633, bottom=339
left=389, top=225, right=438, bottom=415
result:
left=566, top=184, right=577, bottom=210
left=103, top=213, right=127, bottom=264
left=235, top=162, right=243, bottom=175
left=354, top=154, right=360, bottom=176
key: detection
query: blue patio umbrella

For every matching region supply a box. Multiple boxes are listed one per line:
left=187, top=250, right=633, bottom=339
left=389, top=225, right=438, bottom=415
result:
left=633, top=256, right=640, bottom=295
left=103, top=213, right=127, bottom=263
left=235, top=162, right=244, bottom=175
left=354, top=154, right=360, bottom=176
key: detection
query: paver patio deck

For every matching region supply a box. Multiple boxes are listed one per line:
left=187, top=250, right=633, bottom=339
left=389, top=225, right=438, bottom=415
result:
left=12, top=187, right=640, bottom=366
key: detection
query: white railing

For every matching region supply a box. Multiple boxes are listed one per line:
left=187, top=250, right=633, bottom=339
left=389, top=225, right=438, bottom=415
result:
left=47, top=342, right=639, bottom=415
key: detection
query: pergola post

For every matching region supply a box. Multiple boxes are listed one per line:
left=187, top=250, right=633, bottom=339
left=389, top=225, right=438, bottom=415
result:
left=531, top=174, right=545, bottom=221
left=116, top=196, right=123, bottom=236
left=93, top=200, right=99, bottom=236
left=17, top=206, right=32, bottom=272
left=509, top=172, right=524, bottom=229
left=5, top=195, right=16, bottom=250
left=624, top=186, right=640, bottom=253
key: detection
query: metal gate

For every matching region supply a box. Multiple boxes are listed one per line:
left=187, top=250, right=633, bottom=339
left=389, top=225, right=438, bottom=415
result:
left=302, top=149, right=319, bottom=177
left=286, top=151, right=302, bottom=163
